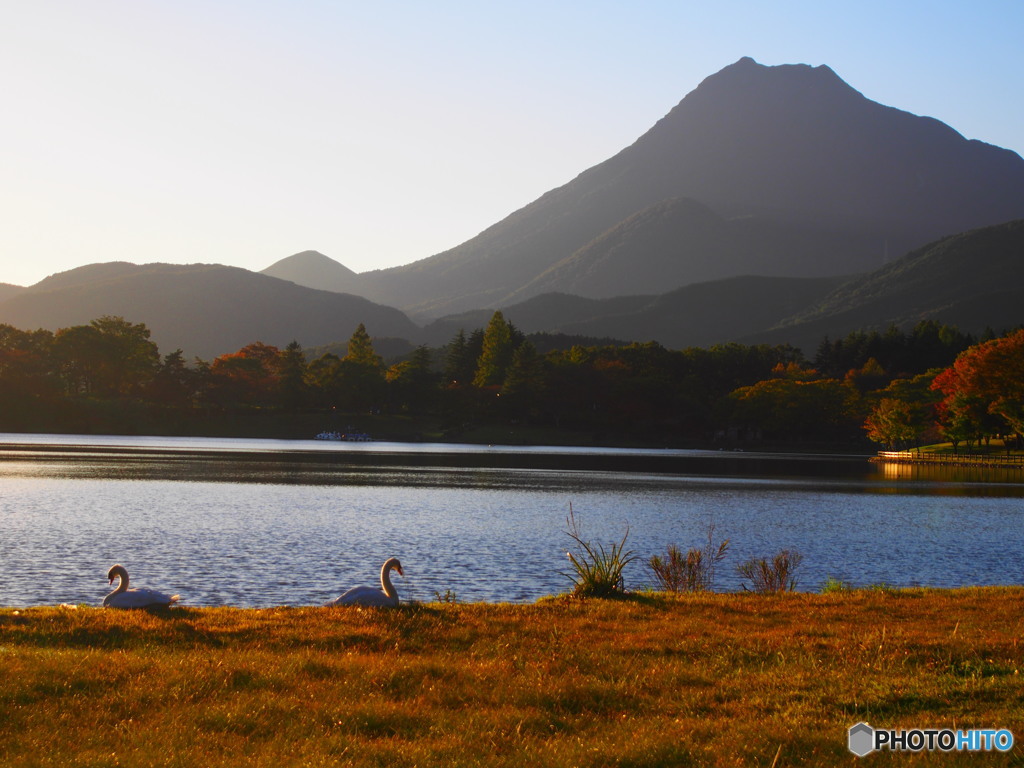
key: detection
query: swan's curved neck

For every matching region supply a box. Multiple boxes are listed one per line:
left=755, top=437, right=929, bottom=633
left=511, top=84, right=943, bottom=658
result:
left=111, top=568, right=128, bottom=593
left=380, top=564, right=398, bottom=600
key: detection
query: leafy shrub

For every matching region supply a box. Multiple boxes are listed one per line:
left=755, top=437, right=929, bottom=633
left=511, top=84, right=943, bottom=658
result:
left=736, top=549, right=803, bottom=593
left=648, top=524, right=730, bottom=592
left=564, top=504, right=636, bottom=598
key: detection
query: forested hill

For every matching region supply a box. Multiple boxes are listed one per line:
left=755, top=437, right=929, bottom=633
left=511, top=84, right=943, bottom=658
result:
left=424, top=220, right=1024, bottom=353
left=0, top=263, right=418, bottom=360
left=422, top=275, right=849, bottom=349
left=745, top=219, right=1024, bottom=350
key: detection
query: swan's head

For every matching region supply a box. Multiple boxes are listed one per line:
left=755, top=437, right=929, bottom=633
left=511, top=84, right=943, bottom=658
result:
left=384, top=557, right=403, bottom=577
left=107, top=564, right=127, bottom=585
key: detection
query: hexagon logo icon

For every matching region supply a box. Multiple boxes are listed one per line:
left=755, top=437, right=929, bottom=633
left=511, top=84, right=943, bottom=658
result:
left=848, top=722, right=875, bottom=757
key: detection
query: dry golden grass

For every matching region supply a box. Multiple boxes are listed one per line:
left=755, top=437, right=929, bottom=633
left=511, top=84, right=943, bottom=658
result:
left=1, top=588, right=1022, bottom=766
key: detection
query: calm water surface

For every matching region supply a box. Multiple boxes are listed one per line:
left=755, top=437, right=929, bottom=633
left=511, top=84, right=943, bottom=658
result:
left=1, top=433, right=1022, bottom=607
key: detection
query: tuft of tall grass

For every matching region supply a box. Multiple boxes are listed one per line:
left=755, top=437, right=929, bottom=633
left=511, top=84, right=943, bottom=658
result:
left=648, top=523, right=729, bottom=593
left=736, top=549, right=803, bottom=593
left=819, top=575, right=854, bottom=594
left=563, top=504, right=636, bottom=598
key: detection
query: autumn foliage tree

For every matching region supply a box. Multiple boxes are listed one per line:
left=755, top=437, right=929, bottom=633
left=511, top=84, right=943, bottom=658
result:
left=0, top=324, right=57, bottom=424
left=208, top=342, right=283, bottom=407
left=51, top=316, right=159, bottom=397
left=728, top=377, right=861, bottom=441
left=864, top=398, right=917, bottom=449
left=862, top=371, right=942, bottom=449
left=930, top=328, right=1024, bottom=447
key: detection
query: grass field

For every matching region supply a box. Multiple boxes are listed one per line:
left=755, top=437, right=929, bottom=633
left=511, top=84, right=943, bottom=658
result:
left=1, top=589, right=1022, bottom=766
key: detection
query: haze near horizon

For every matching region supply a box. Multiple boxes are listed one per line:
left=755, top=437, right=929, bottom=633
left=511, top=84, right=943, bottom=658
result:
left=2, top=1, right=1022, bottom=288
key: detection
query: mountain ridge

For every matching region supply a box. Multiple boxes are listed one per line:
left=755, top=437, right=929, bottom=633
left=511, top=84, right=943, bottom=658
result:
left=0, top=283, right=24, bottom=303
left=1, top=220, right=1020, bottom=359
left=423, top=274, right=851, bottom=349
left=348, top=56, right=1024, bottom=318
left=5, top=59, right=1023, bottom=359
left=0, top=263, right=418, bottom=360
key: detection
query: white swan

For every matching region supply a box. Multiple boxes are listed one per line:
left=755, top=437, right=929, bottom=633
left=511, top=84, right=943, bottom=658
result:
left=326, top=557, right=403, bottom=607
left=103, top=564, right=179, bottom=609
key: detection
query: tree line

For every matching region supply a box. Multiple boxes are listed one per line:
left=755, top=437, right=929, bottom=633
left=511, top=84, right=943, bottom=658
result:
left=865, top=327, right=1024, bottom=451
left=0, top=312, right=1018, bottom=448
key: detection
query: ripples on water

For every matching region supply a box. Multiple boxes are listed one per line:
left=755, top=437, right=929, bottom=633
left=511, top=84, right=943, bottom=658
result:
left=1, top=434, right=1023, bottom=607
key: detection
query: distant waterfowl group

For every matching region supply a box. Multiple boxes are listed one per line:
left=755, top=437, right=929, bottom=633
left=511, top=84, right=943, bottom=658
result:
left=101, top=559, right=404, bottom=609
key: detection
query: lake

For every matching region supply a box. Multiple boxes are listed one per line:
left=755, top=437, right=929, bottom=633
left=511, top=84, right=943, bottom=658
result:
left=2, top=433, right=1023, bottom=607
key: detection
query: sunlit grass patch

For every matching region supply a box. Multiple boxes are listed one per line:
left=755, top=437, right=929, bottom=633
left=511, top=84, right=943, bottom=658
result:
left=1, top=589, right=1023, bottom=766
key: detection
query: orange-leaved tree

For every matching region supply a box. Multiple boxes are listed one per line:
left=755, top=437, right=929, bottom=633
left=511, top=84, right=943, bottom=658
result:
left=208, top=342, right=282, bottom=407
left=930, top=329, right=1024, bottom=445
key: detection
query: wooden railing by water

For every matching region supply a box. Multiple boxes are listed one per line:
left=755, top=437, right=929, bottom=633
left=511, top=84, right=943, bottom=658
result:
left=874, top=450, right=1024, bottom=469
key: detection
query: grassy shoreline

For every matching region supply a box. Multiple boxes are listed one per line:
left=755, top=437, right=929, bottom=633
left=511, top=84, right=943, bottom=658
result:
left=2, top=588, right=1022, bottom=766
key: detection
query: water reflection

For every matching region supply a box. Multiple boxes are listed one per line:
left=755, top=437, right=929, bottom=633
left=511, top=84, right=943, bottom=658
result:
left=876, top=459, right=1024, bottom=492
left=2, top=436, right=1023, bottom=607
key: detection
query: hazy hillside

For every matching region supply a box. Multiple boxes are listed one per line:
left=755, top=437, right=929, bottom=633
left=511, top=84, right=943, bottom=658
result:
left=261, top=250, right=364, bottom=294
left=424, top=275, right=848, bottom=349
left=27, top=262, right=143, bottom=292
left=0, top=263, right=419, bottom=359
left=746, top=219, right=1024, bottom=350
left=422, top=293, right=647, bottom=346
left=562, top=276, right=852, bottom=349
left=426, top=220, right=1024, bottom=351
left=353, top=57, right=1024, bottom=318
left=0, top=283, right=23, bottom=303
left=508, top=198, right=874, bottom=300
left=6, top=219, right=1019, bottom=360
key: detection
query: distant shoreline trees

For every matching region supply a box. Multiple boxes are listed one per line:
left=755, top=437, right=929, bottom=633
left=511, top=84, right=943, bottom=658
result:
left=0, top=312, right=1018, bottom=448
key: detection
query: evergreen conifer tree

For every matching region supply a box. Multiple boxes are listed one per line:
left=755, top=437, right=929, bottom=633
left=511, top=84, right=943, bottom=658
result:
left=473, top=311, right=516, bottom=388
left=345, top=323, right=382, bottom=368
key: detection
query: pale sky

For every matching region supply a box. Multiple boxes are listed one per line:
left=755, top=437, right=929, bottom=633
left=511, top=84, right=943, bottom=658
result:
left=2, top=0, right=1022, bottom=287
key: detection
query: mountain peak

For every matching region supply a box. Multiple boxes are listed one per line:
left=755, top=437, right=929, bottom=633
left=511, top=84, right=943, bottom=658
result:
left=311, top=59, right=1024, bottom=319
left=619, top=55, right=1021, bottom=235
left=270, top=249, right=351, bottom=268
left=721, top=56, right=838, bottom=77
left=288, top=249, right=336, bottom=262
left=261, top=250, right=362, bottom=293
left=689, top=57, right=862, bottom=110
